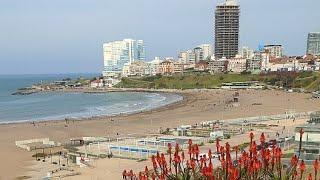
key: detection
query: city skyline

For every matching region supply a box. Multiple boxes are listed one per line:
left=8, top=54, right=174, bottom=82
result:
left=0, top=0, right=320, bottom=74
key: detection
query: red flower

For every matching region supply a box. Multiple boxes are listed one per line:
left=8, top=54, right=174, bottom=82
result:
left=291, top=155, right=298, bottom=166
left=299, top=160, right=306, bottom=175
left=249, top=132, right=254, bottom=140
left=144, top=166, right=148, bottom=174
left=190, top=159, right=196, bottom=170
left=299, top=128, right=304, bottom=136
left=208, top=149, right=212, bottom=160
left=168, top=143, right=172, bottom=153
left=260, top=133, right=265, bottom=144
left=173, top=154, right=181, bottom=165
left=151, top=155, right=157, bottom=169
left=181, top=151, right=185, bottom=161
left=175, top=143, right=180, bottom=153
left=313, top=159, right=319, bottom=170
left=216, top=138, right=221, bottom=153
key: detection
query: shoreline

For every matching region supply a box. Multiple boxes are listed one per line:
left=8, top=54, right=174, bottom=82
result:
left=0, top=90, right=189, bottom=126
left=1, top=87, right=317, bottom=126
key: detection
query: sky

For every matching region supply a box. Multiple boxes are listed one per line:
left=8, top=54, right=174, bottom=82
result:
left=0, top=0, right=319, bottom=74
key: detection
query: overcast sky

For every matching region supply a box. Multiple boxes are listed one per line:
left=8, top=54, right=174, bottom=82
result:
left=0, top=0, right=319, bottom=74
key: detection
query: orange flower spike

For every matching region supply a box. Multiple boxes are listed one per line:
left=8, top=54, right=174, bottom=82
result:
left=314, top=159, right=319, bottom=180
left=220, top=146, right=225, bottom=155
left=216, top=138, right=221, bottom=152
left=161, top=153, right=166, bottom=166
left=190, top=159, right=196, bottom=170
left=226, top=142, right=230, bottom=153
left=209, top=160, right=213, bottom=170
left=260, top=133, right=266, bottom=144
left=144, top=166, right=148, bottom=174
left=159, top=174, right=165, bottom=180
left=208, top=149, right=212, bottom=160
left=308, top=173, right=312, bottom=180
left=151, top=155, right=157, bottom=169
left=175, top=143, right=180, bottom=153
left=186, top=160, right=190, bottom=168
left=299, top=128, right=304, bottom=136
left=291, top=155, right=298, bottom=166
left=249, top=132, right=254, bottom=141
left=313, top=159, right=319, bottom=170
left=181, top=151, right=185, bottom=161
left=151, top=173, right=156, bottom=180
left=168, top=143, right=172, bottom=153
left=300, top=160, right=306, bottom=174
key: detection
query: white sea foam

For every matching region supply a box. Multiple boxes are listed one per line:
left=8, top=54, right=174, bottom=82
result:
left=0, top=92, right=182, bottom=124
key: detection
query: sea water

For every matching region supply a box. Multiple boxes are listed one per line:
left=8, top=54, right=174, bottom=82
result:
left=0, top=74, right=182, bottom=123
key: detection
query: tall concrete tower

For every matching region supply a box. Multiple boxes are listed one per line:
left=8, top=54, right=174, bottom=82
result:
left=215, top=0, right=240, bottom=59
left=306, top=32, right=320, bottom=56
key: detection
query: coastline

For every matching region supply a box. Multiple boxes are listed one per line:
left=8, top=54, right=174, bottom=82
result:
left=0, top=89, right=186, bottom=125
left=1, top=89, right=320, bottom=179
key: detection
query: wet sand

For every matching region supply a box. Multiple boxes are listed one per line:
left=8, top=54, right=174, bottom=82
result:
left=0, top=89, right=320, bottom=179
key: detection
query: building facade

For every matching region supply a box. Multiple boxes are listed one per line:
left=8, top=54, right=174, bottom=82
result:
left=215, top=0, right=240, bottom=59
left=264, top=44, right=283, bottom=59
left=240, top=46, right=254, bottom=59
left=246, top=51, right=262, bottom=73
left=122, top=60, right=147, bottom=77
left=227, top=57, right=247, bottom=73
left=208, top=58, right=228, bottom=74
left=178, top=44, right=212, bottom=65
left=307, top=32, right=320, bottom=56
left=178, top=50, right=195, bottom=65
left=102, top=39, right=145, bottom=77
left=158, top=60, right=174, bottom=75
left=198, top=44, right=213, bottom=60
left=195, top=61, right=209, bottom=71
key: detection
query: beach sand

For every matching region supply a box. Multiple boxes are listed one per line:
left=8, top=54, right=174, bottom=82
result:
left=0, top=89, right=319, bottom=179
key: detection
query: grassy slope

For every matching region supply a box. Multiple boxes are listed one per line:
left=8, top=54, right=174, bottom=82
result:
left=116, top=72, right=320, bottom=91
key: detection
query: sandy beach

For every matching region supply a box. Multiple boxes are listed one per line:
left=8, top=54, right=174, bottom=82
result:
left=1, top=89, right=320, bottom=179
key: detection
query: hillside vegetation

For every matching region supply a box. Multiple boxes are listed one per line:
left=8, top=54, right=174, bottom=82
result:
left=115, top=71, right=320, bottom=91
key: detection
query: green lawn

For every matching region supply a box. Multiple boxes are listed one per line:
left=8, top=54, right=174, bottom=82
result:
left=115, top=72, right=320, bottom=91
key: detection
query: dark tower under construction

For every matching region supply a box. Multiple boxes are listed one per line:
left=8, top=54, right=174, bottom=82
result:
left=215, top=0, right=240, bottom=59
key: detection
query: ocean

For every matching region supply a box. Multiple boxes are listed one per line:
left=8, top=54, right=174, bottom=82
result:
left=0, top=74, right=182, bottom=124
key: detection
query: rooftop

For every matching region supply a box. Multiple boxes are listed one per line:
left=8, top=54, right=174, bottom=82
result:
left=218, top=0, right=238, bottom=6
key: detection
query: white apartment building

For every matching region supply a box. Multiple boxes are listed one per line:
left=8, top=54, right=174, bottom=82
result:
left=264, top=45, right=283, bottom=58
left=227, top=57, right=247, bottom=73
left=146, top=57, right=163, bottom=76
left=122, top=61, right=147, bottom=77
left=102, top=39, right=145, bottom=77
left=240, top=46, right=254, bottom=59
left=208, top=58, right=228, bottom=74
left=178, top=44, right=213, bottom=65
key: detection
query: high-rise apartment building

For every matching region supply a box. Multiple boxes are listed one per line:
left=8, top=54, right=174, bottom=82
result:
left=178, top=44, right=213, bottom=64
left=102, top=39, right=145, bottom=77
left=215, top=0, right=240, bottom=59
left=264, top=44, right=283, bottom=58
left=240, top=46, right=254, bottom=59
left=307, top=32, right=320, bottom=56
